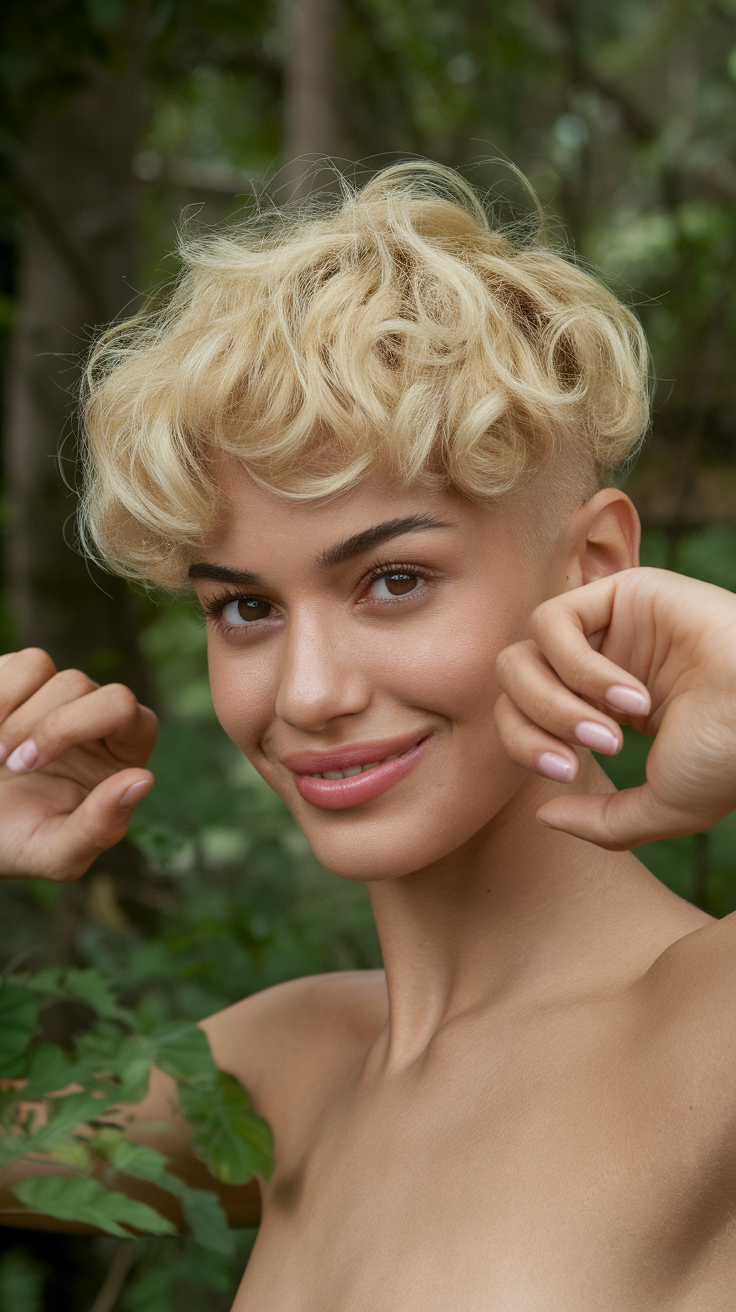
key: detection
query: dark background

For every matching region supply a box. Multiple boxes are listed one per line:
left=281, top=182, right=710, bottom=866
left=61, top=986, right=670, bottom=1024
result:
left=1, top=0, right=736, bottom=1306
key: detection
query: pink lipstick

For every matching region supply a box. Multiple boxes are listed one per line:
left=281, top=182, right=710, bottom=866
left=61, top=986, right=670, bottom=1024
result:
left=282, top=731, right=432, bottom=810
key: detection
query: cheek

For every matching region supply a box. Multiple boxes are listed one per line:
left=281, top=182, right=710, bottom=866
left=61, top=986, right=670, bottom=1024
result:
left=365, top=602, right=515, bottom=724
left=207, top=644, right=277, bottom=755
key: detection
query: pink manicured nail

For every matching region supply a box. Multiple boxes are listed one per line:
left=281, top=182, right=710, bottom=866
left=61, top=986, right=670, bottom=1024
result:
left=605, top=684, right=649, bottom=716
left=536, top=751, right=575, bottom=783
left=120, top=780, right=152, bottom=809
left=6, top=739, right=39, bottom=772
left=575, top=720, right=619, bottom=754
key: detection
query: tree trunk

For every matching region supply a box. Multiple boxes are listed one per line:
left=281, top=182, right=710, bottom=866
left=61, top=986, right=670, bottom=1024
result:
left=283, top=0, right=342, bottom=198
left=4, top=44, right=152, bottom=703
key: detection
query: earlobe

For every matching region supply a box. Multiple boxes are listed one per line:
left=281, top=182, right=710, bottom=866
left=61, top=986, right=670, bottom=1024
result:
left=573, top=489, right=641, bottom=586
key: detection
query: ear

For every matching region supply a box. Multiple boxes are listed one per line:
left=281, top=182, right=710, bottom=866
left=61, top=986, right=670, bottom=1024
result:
left=563, top=489, right=641, bottom=589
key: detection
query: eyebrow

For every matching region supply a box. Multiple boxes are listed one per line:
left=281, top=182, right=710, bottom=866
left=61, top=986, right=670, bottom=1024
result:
left=187, top=562, right=267, bottom=586
left=187, top=514, right=454, bottom=584
left=318, top=514, right=454, bottom=567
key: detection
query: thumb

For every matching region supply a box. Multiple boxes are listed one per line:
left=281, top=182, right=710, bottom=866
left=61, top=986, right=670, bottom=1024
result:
left=44, top=769, right=154, bottom=881
left=536, top=783, right=700, bottom=852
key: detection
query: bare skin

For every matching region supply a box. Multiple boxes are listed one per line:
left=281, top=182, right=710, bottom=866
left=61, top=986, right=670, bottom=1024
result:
left=2, top=469, right=736, bottom=1309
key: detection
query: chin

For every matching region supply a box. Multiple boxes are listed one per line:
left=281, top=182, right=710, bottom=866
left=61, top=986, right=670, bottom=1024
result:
left=306, top=837, right=441, bottom=883
left=290, top=783, right=517, bottom=883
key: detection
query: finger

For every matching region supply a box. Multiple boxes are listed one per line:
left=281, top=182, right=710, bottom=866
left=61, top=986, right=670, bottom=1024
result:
left=528, top=576, right=651, bottom=721
left=496, top=641, right=624, bottom=756
left=27, top=769, right=155, bottom=882
left=495, top=691, right=581, bottom=783
left=536, top=783, right=702, bottom=851
left=0, top=649, right=59, bottom=723
left=3, top=684, right=158, bottom=774
left=0, top=667, right=100, bottom=762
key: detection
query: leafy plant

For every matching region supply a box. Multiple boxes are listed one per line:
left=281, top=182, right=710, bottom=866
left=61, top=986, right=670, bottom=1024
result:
left=0, top=968, right=272, bottom=1254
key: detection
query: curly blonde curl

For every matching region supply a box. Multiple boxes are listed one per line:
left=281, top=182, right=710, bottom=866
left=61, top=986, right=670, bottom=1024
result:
left=80, top=161, right=649, bottom=588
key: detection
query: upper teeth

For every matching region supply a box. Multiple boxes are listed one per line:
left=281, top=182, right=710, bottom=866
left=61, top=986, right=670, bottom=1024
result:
left=311, top=752, right=401, bottom=779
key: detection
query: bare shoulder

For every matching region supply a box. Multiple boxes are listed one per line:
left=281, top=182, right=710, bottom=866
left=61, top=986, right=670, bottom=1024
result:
left=636, top=906, right=736, bottom=1080
left=644, top=906, right=736, bottom=1000
left=201, top=969, right=388, bottom=1121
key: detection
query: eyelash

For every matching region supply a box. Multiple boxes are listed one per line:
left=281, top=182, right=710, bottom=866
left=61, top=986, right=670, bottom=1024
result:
left=202, top=560, right=435, bottom=633
left=201, top=589, right=268, bottom=625
left=361, top=560, right=434, bottom=600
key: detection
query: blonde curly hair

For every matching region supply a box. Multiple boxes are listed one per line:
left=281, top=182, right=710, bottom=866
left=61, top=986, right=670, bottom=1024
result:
left=80, top=161, right=649, bottom=588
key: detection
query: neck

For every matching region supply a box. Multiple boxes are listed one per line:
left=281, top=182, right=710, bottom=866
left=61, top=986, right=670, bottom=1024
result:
left=367, top=756, right=696, bottom=1069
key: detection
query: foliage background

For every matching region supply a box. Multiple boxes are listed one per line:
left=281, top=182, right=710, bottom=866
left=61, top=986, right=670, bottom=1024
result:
left=1, top=0, right=736, bottom=1306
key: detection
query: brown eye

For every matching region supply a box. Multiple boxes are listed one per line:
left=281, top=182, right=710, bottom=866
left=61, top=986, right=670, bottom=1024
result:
left=365, top=570, right=426, bottom=603
left=222, top=597, right=272, bottom=624
left=384, top=573, right=418, bottom=596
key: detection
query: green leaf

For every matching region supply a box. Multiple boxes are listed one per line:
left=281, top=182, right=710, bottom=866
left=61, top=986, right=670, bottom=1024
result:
left=20, top=967, right=64, bottom=997
left=25, top=1090, right=115, bottom=1155
left=45, top=1088, right=111, bottom=1128
left=91, top=1127, right=169, bottom=1177
left=0, top=1088, right=114, bottom=1171
left=0, top=1132, right=26, bottom=1172
left=177, top=1184, right=234, bottom=1256
left=20, top=968, right=130, bottom=1023
left=178, top=1071, right=274, bottom=1184
left=48, top=1136, right=93, bottom=1171
left=150, top=1023, right=217, bottom=1083
left=22, top=1043, right=77, bottom=1100
left=0, top=981, right=38, bottom=1070
left=64, top=1022, right=151, bottom=1104
left=0, top=1085, right=23, bottom=1131
left=62, top=969, right=131, bottom=1023
left=90, top=1128, right=233, bottom=1254
left=12, top=1175, right=176, bottom=1237
left=106, top=1035, right=152, bottom=1103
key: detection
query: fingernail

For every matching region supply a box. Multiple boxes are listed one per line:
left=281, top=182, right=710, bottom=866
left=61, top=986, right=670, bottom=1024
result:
left=575, top=720, right=619, bottom=754
left=6, top=739, right=39, bottom=772
left=120, top=780, right=152, bottom=809
left=605, top=684, right=649, bottom=716
left=536, top=751, right=575, bottom=783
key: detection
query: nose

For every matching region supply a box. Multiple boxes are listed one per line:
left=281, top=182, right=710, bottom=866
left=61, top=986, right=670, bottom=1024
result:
left=275, top=611, right=372, bottom=732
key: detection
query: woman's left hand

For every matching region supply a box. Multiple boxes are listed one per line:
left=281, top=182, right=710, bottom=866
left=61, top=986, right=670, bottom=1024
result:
left=494, top=567, right=736, bottom=850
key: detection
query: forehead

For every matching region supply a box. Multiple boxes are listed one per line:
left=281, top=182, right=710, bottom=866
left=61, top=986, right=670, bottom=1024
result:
left=202, top=462, right=534, bottom=565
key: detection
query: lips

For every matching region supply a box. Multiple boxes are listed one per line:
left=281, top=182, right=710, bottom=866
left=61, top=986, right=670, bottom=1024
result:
left=282, top=731, right=432, bottom=810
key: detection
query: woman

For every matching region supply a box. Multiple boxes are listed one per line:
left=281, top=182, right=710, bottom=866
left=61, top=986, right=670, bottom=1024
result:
left=2, top=162, right=736, bottom=1308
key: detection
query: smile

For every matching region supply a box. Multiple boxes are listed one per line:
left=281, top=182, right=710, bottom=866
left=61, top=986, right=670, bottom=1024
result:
left=309, top=750, right=407, bottom=779
left=282, top=732, right=432, bottom=810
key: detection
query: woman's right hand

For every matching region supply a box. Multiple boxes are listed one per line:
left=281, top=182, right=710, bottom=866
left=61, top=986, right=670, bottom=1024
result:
left=0, top=649, right=157, bottom=881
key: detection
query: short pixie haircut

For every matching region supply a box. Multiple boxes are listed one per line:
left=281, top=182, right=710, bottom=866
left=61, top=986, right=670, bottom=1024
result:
left=81, top=161, right=649, bottom=588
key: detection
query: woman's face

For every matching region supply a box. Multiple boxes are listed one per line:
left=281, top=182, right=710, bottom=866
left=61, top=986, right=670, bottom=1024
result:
left=191, top=467, right=568, bottom=881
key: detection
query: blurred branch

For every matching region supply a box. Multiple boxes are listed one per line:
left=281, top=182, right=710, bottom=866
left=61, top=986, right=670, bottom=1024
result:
left=574, top=66, right=656, bottom=143
left=342, top=0, right=423, bottom=156
left=207, top=40, right=283, bottom=86
left=12, top=163, right=106, bottom=320
left=132, top=152, right=263, bottom=195
left=546, top=0, right=736, bottom=208
left=87, top=1242, right=139, bottom=1312
left=547, top=0, right=655, bottom=140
